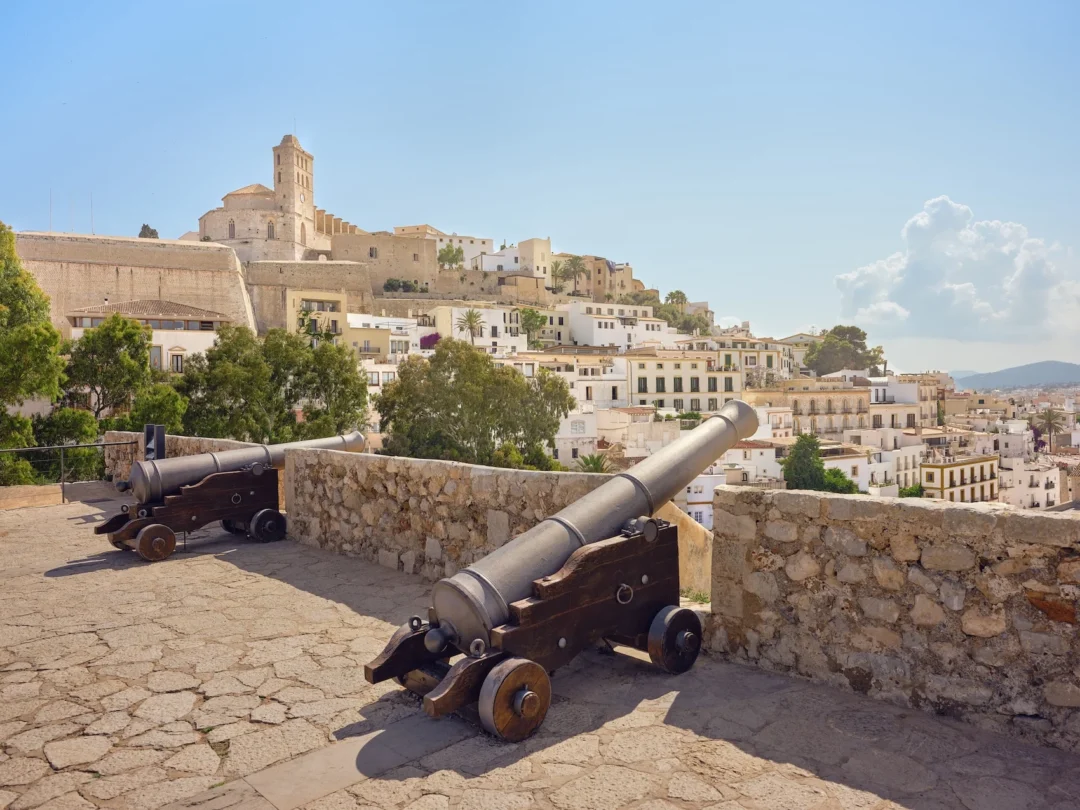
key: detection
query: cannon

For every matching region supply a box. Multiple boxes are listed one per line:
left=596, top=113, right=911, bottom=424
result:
left=96, top=431, right=366, bottom=561
left=364, top=400, right=758, bottom=741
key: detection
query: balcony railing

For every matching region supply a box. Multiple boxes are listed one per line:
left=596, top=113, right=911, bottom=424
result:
left=857, top=405, right=868, bottom=413
left=1029, top=482, right=1039, bottom=488
left=1045, top=481, right=1055, bottom=490
left=841, top=406, right=852, bottom=414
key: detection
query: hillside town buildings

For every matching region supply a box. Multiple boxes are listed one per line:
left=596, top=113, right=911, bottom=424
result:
left=11, top=132, right=1080, bottom=512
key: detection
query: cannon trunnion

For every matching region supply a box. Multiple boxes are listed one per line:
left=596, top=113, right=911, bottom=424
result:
left=365, top=518, right=701, bottom=741
left=96, top=466, right=284, bottom=561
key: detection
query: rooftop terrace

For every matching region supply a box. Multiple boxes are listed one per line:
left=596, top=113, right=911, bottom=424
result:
left=1, top=488, right=1078, bottom=810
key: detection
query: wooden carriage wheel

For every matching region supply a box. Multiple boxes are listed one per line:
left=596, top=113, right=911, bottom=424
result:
left=478, top=657, right=551, bottom=742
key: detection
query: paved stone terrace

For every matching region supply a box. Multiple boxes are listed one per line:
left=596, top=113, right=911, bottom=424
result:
left=1, top=494, right=1079, bottom=810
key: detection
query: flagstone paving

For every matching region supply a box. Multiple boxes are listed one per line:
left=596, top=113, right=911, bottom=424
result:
left=1, top=494, right=1078, bottom=810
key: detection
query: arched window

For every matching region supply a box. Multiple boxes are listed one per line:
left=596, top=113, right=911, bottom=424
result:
left=300, top=223, right=306, bottom=245
left=277, top=171, right=281, bottom=184
left=276, top=154, right=280, bottom=165
left=267, top=222, right=275, bottom=240
left=228, top=220, right=235, bottom=239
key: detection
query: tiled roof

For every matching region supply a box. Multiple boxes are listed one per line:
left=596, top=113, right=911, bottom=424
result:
left=70, top=300, right=229, bottom=319
left=224, top=183, right=273, bottom=196
left=733, top=440, right=772, bottom=449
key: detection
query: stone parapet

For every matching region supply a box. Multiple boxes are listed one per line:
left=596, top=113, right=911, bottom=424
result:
left=283, top=448, right=713, bottom=591
left=103, top=431, right=259, bottom=482
left=710, top=486, right=1080, bottom=753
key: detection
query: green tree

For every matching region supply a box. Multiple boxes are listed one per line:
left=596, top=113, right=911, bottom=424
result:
left=664, top=290, right=689, bottom=311
left=437, top=243, right=465, bottom=270
left=0, top=413, right=37, bottom=485
left=899, top=482, right=924, bottom=498
left=64, top=313, right=152, bottom=418
left=1032, top=408, right=1067, bottom=452
left=519, top=308, right=548, bottom=349
left=178, top=325, right=276, bottom=442
left=0, top=221, right=65, bottom=409
left=576, top=453, right=612, bottom=473
left=822, top=467, right=859, bottom=494
left=138, top=224, right=159, bottom=238
left=455, top=309, right=484, bottom=345
left=559, top=255, right=589, bottom=293
left=936, top=400, right=945, bottom=426
left=297, top=340, right=368, bottom=438
left=125, top=383, right=188, bottom=434
left=548, top=259, right=564, bottom=292
left=31, top=407, right=102, bottom=482
left=377, top=339, right=574, bottom=467
left=781, top=433, right=826, bottom=491
left=804, top=326, right=885, bottom=376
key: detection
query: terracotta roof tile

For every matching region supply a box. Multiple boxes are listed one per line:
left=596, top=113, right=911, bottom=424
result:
left=70, top=299, right=229, bottom=319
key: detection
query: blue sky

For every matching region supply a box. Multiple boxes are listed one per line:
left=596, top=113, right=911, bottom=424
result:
left=3, top=0, right=1078, bottom=372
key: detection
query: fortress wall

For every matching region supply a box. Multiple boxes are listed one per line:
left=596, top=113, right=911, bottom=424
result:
left=17, top=232, right=255, bottom=335
left=244, top=261, right=375, bottom=332
left=711, top=486, right=1080, bottom=754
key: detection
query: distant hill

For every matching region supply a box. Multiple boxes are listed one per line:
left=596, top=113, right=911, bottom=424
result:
left=954, top=361, right=1080, bottom=390
left=949, top=370, right=979, bottom=381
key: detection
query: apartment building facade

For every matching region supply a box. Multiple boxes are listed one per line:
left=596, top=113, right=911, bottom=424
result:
left=921, top=455, right=999, bottom=503
left=565, top=301, right=677, bottom=349
left=626, top=349, right=743, bottom=414
left=743, top=377, right=871, bottom=437
left=429, top=305, right=529, bottom=355
left=998, top=460, right=1064, bottom=509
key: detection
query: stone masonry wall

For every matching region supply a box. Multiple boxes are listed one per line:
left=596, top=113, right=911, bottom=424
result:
left=710, top=486, right=1080, bottom=754
left=283, top=447, right=713, bottom=591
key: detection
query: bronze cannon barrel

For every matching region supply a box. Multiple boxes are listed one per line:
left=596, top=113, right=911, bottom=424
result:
left=425, top=400, right=759, bottom=653
left=126, top=430, right=366, bottom=503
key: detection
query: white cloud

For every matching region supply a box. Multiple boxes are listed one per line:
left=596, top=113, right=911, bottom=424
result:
left=836, top=196, right=1079, bottom=341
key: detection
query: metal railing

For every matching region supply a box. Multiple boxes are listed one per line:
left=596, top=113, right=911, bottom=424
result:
left=0, top=440, right=137, bottom=503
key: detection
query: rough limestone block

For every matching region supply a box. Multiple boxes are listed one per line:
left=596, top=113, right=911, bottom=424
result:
left=921, top=544, right=977, bottom=572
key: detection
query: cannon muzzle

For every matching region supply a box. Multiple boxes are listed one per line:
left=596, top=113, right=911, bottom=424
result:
left=126, top=430, right=366, bottom=503
left=428, top=400, right=758, bottom=651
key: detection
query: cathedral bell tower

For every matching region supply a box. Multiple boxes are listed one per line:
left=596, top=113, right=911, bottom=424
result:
left=272, top=135, right=316, bottom=252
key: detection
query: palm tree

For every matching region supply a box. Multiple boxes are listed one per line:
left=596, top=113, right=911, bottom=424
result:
left=576, top=453, right=612, bottom=473
left=665, top=290, right=689, bottom=312
left=1034, top=407, right=1066, bottom=452
left=455, top=309, right=484, bottom=345
left=563, top=255, right=589, bottom=293
left=548, top=259, right=564, bottom=292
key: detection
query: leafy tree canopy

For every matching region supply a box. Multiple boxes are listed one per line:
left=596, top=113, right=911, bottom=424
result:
left=804, top=325, right=885, bottom=376
left=177, top=325, right=367, bottom=444
left=617, top=290, right=710, bottom=334
left=899, top=482, right=924, bottom=498
left=519, top=308, right=548, bottom=349
left=437, top=243, right=464, bottom=269
left=376, top=339, right=574, bottom=468
left=124, top=383, right=188, bottom=434
left=0, top=221, right=65, bottom=407
left=138, top=224, right=159, bottom=238
left=822, top=467, right=859, bottom=494
left=383, top=278, right=420, bottom=292
left=781, top=433, right=826, bottom=491
left=31, top=407, right=102, bottom=482
left=64, top=313, right=152, bottom=418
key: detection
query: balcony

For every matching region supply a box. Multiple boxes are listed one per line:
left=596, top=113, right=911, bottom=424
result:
left=841, top=406, right=852, bottom=414
left=1028, top=482, right=1039, bottom=488
left=857, top=405, right=868, bottom=413
left=1045, top=481, right=1055, bottom=490
left=792, top=406, right=802, bottom=415
left=825, top=406, right=835, bottom=414
left=876, top=396, right=896, bottom=404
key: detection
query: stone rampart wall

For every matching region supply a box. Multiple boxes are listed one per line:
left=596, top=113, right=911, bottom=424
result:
left=244, top=261, right=375, bottom=332
left=17, top=233, right=256, bottom=336
left=283, top=448, right=712, bottom=590
left=711, top=486, right=1080, bottom=753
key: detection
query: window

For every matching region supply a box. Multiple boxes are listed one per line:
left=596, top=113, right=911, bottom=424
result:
left=674, top=399, right=684, bottom=410
left=611, top=385, right=618, bottom=401
left=301, top=223, right=306, bottom=244
left=673, top=378, right=684, bottom=393
left=571, top=420, right=586, bottom=434
left=199, top=321, right=213, bottom=331
left=587, top=307, right=593, bottom=314
left=277, top=154, right=280, bottom=165
left=690, top=398, right=701, bottom=411
left=747, top=357, right=757, bottom=366
left=655, top=378, right=666, bottom=393
left=656, top=399, right=665, bottom=409
left=149, top=346, right=162, bottom=370
left=724, top=377, right=733, bottom=392
left=674, top=363, right=681, bottom=370
left=382, top=372, right=395, bottom=384
left=638, top=379, right=648, bottom=393
left=708, top=398, right=718, bottom=411
left=585, top=386, right=593, bottom=401
left=571, top=448, right=579, bottom=459
left=553, top=449, right=559, bottom=459
left=851, top=466, right=859, bottom=478
left=766, top=355, right=773, bottom=368
left=170, top=354, right=183, bottom=373
left=413, top=253, right=419, bottom=262
left=708, top=378, right=718, bottom=393
left=267, top=222, right=275, bottom=239
left=690, top=377, right=700, bottom=392
left=638, top=363, right=645, bottom=369
left=491, top=326, right=498, bottom=338
left=558, top=317, right=564, bottom=325
left=277, top=171, right=281, bottom=183
left=369, top=246, right=379, bottom=259
left=656, top=363, right=663, bottom=369
left=228, top=220, right=235, bottom=239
